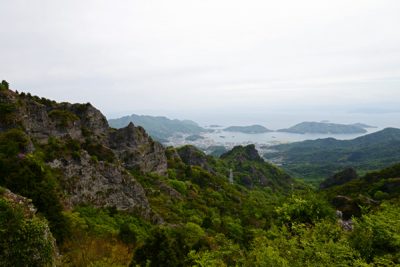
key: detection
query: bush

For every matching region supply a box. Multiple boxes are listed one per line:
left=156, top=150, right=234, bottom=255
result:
left=168, top=179, right=187, bottom=195
left=48, top=109, right=79, bottom=128
left=132, top=226, right=187, bottom=267
left=275, top=191, right=335, bottom=227
left=350, top=202, right=400, bottom=263
left=0, top=198, right=55, bottom=266
left=0, top=80, right=9, bottom=91
left=0, top=129, right=70, bottom=244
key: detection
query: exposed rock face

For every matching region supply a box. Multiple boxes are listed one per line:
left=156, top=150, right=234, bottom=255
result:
left=69, top=103, right=109, bottom=142
left=2, top=188, right=37, bottom=217
left=177, top=145, right=215, bottom=173
left=0, top=90, right=168, bottom=174
left=320, top=168, right=358, bottom=189
left=109, top=123, right=167, bottom=175
left=48, top=151, right=160, bottom=221
left=219, top=144, right=292, bottom=189
left=0, top=89, right=168, bottom=221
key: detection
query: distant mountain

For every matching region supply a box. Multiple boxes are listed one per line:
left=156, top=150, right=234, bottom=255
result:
left=223, top=125, right=272, bottom=134
left=264, top=128, right=400, bottom=181
left=108, top=114, right=206, bottom=141
left=351, top=123, right=377, bottom=129
left=277, top=121, right=367, bottom=134
left=205, top=145, right=228, bottom=157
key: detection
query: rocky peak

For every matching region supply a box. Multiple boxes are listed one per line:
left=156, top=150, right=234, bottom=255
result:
left=177, top=145, right=214, bottom=173
left=0, top=88, right=168, bottom=175
left=69, top=102, right=109, bottom=141
left=220, top=144, right=263, bottom=163
left=108, top=123, right=167, bottom=175
left=1, top=87, right=168, bottom=221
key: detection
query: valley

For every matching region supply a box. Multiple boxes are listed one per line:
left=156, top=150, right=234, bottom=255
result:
left=1, top=84, right=400, bottom=266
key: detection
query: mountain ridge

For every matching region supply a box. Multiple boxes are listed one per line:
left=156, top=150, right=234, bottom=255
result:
left=265, top=127, right=400, bottom=181
left=108, top=114, right=206, bottom=141
left=278, top=121, right=368, bottom=134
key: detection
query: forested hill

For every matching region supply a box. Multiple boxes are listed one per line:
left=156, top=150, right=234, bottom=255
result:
left=223, top=125, right=272, bottom=134
left=265, top=127, right=400, bottom=181
left=1, top=83, right=399, bottom=266
left=277, top=121, right=368, bottom=134
left=108, top=114, right=205, bottom=141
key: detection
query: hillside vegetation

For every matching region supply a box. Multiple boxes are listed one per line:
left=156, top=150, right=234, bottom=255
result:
left=265, top=128, right=400, bottom=182
left=0, top=83, right=399, bottom=266
left=108, top=114, right=205, bottom=141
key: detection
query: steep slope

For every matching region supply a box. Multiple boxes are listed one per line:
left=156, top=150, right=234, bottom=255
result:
left=0, top=88, right=167, bottom=222
left=265, top=128, right=400, bottom=181
left=1, top=84, right=399, bottom=266
left=171, top=144, right=293, bottom=190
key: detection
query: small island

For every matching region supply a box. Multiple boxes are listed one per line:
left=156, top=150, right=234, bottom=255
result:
left=351, top=123, right=377, bottom=129
left=278, top=122, right=368, bottom=134
left=185, top=134, right=205, bottom=141
left=223, top=125, right=272, bottom=134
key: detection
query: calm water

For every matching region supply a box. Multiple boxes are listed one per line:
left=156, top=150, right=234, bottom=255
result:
left=202, top=127, right=382, bottom=147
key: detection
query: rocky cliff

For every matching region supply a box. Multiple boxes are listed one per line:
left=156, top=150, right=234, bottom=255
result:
left=0, top=88, right=167, bottom=220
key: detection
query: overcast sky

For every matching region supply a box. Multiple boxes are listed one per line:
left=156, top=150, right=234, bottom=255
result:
left=1, top=0, right=400, bottom=125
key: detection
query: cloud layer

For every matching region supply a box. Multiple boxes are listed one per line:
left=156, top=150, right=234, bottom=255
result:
left=1, top=0, right=400, bottom=121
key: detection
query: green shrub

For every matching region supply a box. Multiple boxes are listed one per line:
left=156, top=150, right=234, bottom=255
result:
left=83, top=141, right=116, bottom=163
left=0, top=80, right=9, bottom=90
left=0, top=198, right=55, bottom=266
left=0, top=130, right=69, bottom=244
left=275, top=191, right=335, bottom=226
left=350, top=202, right=400, bottom=263
left=48, top=109, right=79, bottom=128
left=168, top=179, right=187, bottom=195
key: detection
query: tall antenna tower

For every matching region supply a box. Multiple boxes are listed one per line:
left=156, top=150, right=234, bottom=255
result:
left=229, top=168, right=234, bottom=184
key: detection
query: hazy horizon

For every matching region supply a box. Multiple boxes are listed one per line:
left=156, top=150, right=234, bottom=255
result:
left=1, top=0, right=400, bottom=128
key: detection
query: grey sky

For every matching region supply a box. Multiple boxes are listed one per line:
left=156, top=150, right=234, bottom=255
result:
left=1, top=0, right=400, bottom=124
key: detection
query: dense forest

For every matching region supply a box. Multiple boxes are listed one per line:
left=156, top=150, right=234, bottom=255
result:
left=1, top=84, right=400, bottom=266
left=264, top=128, right=400, bottom=184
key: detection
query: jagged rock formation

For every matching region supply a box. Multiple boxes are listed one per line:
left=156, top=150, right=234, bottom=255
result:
left=221, top=144, right=292, bottom=188
left=0, top=88, right=168, bottom=220
left=174, top=144, right=292, bottom=189
left=109, top=123, right=167, bottom=175
left=221, top=144, right=264, bottom=163
left=48, top=151, right=157, bottom=221
left=0, top=90, right=167, bottom=174
left=177, top=145, right=215, bottom=173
